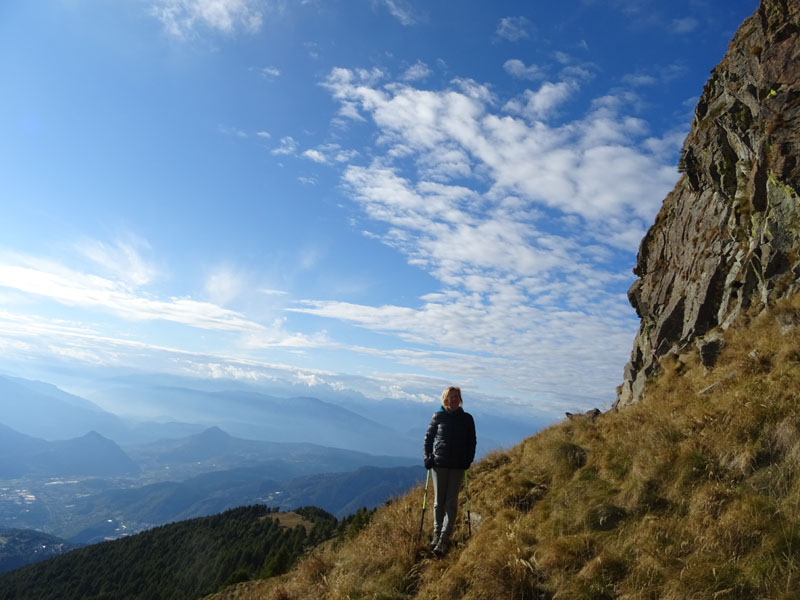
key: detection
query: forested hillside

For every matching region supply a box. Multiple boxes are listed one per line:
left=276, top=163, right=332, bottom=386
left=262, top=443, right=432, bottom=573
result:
left=0, top=504, right=372, bottom=600
left=0, top=529, right=80, bottom=574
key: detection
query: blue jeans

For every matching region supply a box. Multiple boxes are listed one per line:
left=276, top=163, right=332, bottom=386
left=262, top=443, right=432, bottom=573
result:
left=431, top=467, right=464, bottom=540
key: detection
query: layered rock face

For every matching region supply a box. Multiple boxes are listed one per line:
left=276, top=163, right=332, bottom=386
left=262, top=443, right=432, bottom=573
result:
left=617, top=0, right=800, bottom=408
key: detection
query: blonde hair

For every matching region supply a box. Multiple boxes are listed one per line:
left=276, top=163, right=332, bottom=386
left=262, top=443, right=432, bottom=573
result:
left=441, top=386, right=462, bottom=407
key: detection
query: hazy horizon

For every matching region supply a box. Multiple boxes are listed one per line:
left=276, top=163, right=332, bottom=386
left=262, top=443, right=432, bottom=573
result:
left=0, top=0, right=758, bottom=419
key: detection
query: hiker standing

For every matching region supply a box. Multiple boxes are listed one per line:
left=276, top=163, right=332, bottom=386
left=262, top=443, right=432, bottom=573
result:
left=423, top=386, right=477, bottom=554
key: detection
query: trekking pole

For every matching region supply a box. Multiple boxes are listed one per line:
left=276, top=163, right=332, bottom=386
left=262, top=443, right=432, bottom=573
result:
left=417, top=469, right=430, bottom=544
left=464, top=470, right=471, bottom=538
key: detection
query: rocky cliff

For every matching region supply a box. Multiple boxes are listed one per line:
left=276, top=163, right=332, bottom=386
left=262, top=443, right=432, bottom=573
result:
left=617, top=0, right=800, bottom=407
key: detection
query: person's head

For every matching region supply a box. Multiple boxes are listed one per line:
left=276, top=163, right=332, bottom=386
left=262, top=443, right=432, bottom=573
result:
left=441, top=386, right=462, bottom=411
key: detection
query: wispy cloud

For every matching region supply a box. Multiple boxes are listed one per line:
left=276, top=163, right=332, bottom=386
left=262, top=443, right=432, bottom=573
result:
left=218, top=124, right=249, bottom=138
left=204, top=264, right=247, bottom=306
left=272, top=136, right=298, bottom=155
left=496, top=16, right=531, bottom=42
left=622, top=73, right=658, bottom=87
left=259, top=65, right=281, bottom=79
left=375, top=0, right=419, bottom=26
left=671, top=16, right=699, bottom=34
left=76, top=236, right=158, bottom=289
left=0, top=258, right=262, bottom=332
left=150, top=0, right=266, bottom=38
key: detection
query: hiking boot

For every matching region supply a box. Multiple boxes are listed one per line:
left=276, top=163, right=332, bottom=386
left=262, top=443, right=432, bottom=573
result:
left=428, top=533, right=440, bottom=551
left=432, top=537, right=448, bottom=555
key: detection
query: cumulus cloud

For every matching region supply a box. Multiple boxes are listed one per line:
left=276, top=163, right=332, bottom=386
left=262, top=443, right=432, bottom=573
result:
left=150, top=0, right=265, bottom=38
left=302, top=149, right=328, bottom=163
left=504, top=80, right=577, bottom=120
left=324, top=68, right=677, bottom=224
left=402, top=60, right=432, bottom=82
left=503, top=59, right=545, bottom=81
left=301, top=143, right=359, bottom=165
left=302, top=64, right=684, bottom=406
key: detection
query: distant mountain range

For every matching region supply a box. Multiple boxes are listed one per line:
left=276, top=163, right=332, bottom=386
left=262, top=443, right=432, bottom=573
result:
left=125, top=425, right=414, bottom=481
left=86, top=379, right=420, bottom=455
left=1, top=372, right=549, bottom=456
left=0, top=419, right=422, bottom=543
left=0, top=425, right=138, bottom=478
left=0, top=372, right=543, bottom=546
left=0, top=375, right=205, bottom=445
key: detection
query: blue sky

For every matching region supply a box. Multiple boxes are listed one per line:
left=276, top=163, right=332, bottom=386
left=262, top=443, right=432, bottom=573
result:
left=0, top=0, right=757, bottom=417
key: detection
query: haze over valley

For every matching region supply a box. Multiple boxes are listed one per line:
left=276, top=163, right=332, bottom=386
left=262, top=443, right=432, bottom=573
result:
left=0, top=371, right=544, bottom=551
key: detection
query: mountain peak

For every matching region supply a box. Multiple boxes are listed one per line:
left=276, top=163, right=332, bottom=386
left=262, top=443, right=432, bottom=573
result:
left=197, top=426, right=232, bottom=441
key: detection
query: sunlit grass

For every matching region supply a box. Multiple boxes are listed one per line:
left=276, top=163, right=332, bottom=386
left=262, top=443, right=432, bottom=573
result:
left=207, top=294, right=800, bottom=600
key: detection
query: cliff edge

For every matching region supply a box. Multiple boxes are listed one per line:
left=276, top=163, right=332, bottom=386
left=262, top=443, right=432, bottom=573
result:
left=618, top=0, right=800, bottom=407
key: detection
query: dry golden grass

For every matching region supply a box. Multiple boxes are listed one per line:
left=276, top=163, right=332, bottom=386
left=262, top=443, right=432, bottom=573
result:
left=260, top=512, right=315, bottom=532
left=206, top=294, right=800, bottom=600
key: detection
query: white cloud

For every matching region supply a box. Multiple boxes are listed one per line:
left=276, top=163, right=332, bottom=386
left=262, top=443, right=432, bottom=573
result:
left=503, top=59, right=545, bottom=81
left=0, top=259, right=262, bottom=332
left=623, top=73, right=658, bottom=87
left=260, top=65, right=281, bottom=79
left=76, top=236, right=157, bottom=289
left=660, top=63, right=687, bottom=82
left=272, top=136, right=298, bottom=155
left=376, top=0, right=418, bottom=25
left=150, top=0, right=265, bottom=38
left=325, top=69, right=679, bottom=226
left=402, top=61, right=432, bottom=82
left=671, top=17, right=699, bottom=34
left=204, top=265, right=246, bottom=306
left=301, top=143, right=359, bottom=165
left=504, top=80, right=577, bottom=120
left=302, top=149, right=328, bottom=163
left=298, top=65, right=686, bottom=405
left=218, top=124, right=248, bottom=138
left=496, top=16, right=531, bottom=42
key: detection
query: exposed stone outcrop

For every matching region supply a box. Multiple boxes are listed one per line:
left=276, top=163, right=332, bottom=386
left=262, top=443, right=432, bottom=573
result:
left=617, top=0, right=800, bottom=408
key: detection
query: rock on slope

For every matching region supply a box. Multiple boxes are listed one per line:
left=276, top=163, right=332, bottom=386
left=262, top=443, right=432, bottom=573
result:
left=618, top=0, right=800, bottom=407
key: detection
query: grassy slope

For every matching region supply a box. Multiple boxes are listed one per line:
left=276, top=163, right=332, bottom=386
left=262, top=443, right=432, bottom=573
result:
left=209, top=296, right=800, bottom=600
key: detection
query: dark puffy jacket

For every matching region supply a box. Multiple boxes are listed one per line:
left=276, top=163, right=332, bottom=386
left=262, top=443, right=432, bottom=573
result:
left=423, top=407, right=477, bottom=469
